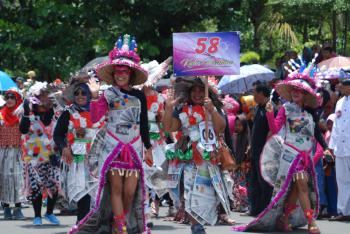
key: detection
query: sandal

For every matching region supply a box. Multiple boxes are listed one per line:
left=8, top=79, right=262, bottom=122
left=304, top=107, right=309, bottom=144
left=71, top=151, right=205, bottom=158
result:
left=112, top=214, right=127, bottom=234
left=308, top=223, right=321, bottom=234
left=276, top=215, right=293, bottom=232
left=219, top=214, right=236, bottom=225
left=304, top=209, right=321, bottom=234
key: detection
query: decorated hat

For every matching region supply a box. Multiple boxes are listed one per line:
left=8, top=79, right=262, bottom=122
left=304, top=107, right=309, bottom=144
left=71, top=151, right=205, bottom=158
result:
left=62, top=71, right=91, bottom=103
left=174, top=76, right=222, bottom=109
left=276, top=74, right=319, bottom=108
left=135, top=57, right=172, bottom=89
left=278, top=53, right=320, bottom=108
left=96, top=34, right=148, bottom=86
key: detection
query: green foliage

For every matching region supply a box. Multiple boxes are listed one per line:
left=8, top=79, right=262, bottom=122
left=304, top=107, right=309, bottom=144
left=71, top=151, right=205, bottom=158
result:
left=0, top=0, right=349, bottom=81
left=240, top=51, right=260, bottom=64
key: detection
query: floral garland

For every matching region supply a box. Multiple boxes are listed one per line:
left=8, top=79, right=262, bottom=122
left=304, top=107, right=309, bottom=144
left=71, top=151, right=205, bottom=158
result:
left=165, top=105, right=213, bottom=163
left=147, top=94, right=165, bottom=141
left=178, top=104, right=205, bottom=128
left=67, top=110, right=104, bottom=162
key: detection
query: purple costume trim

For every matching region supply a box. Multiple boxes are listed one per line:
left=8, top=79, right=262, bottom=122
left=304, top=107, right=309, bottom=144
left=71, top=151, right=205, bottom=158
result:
left=68, top=136, right=147, bottom=233
left=233, top=148, right=319, bottom=232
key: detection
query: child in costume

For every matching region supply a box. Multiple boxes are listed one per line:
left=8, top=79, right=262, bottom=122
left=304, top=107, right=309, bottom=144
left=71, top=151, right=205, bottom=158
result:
left=68, top=35, right=153, bottom=234
left=0, top=89, right=25, bottom=220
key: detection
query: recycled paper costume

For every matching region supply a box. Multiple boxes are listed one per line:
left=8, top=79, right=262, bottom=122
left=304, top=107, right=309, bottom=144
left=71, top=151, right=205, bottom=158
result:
left=234, top=72, right=328, bottom=234
left=54, top=80, right=104, bottom=222
left=0, top=89, right=24, bottom=220
left=140, top=59, right=171, bottom=197
left=69, top=35, right=152, bottom=234
left=163, top=77, right=232, bottom=234
left=19, top=81, right=61, bottom=225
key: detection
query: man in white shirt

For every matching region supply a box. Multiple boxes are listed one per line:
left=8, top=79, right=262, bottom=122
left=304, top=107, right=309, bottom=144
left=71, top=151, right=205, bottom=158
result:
left=329, top=79, right=350, bottom=221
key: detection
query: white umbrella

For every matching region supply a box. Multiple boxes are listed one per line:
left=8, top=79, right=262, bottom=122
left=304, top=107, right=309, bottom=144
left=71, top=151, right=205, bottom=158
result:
left=218, top=64, right=275, bottom=94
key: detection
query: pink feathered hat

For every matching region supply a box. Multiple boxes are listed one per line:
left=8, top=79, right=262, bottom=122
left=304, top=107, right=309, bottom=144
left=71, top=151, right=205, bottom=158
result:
left=275, top=73, right=319, bottom=108
left=96, top=34, right=148, bottom=86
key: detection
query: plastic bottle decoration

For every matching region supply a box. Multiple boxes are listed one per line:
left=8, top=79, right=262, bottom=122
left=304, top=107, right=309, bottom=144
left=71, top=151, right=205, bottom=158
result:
left=116, top=36, right=123, bottom=49
left=122, top=34, right=130, bottom=51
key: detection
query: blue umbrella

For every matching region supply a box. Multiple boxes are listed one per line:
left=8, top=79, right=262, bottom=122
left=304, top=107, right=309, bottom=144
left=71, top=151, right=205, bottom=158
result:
left=0, top=71, right=17, bottom=91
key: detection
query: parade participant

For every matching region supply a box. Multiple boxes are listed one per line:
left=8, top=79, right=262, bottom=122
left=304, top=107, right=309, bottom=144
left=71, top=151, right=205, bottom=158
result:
left=323, top=114, right=337, bottom=218
left=68, top=34, right=153, bottom=234
left=54, top=76, right=104, bottom=222
left=19, top=81, right=61, bottom=226
left=163, top=76, right=231, bottom=234
left=234, top=73, right=330, bottom=234
left=231, top=114, right=250, bottom=213
left=329, top=78, right=350, bottom=222
left=138, top=59, right=172, bottom=224
left=0, top=89, right=24, bottom=220
left=249, top=81, right=273, bottom=216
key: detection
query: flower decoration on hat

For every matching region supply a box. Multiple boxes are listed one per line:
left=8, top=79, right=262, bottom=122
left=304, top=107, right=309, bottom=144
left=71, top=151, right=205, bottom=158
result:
left=96, top=34, right=148, bottom=86
left=277, top=53, right=321, bottom=108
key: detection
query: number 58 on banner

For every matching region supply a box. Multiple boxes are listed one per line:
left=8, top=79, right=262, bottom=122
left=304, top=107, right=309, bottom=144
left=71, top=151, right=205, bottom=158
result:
left=173, top=32, right=240, bottom=76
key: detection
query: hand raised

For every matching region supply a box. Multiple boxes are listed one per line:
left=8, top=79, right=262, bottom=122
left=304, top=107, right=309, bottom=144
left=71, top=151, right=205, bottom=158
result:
left=165, top=88, right=180, bottom=109
left=265, top=101, right=274, bottom=113
left=87, top=78, right=100, bottom=99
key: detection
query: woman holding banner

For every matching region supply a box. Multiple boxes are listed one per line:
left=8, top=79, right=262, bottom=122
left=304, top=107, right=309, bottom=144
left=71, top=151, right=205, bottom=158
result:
left=163, top=76, right=232, bottom=234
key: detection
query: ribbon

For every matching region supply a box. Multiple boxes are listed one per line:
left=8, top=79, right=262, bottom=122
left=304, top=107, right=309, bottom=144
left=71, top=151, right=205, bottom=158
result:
left=149, top=132, right=161, bottom=140
left=107, top=130, right=140, bottom=169
left=73, top=154, right=85, bottom=163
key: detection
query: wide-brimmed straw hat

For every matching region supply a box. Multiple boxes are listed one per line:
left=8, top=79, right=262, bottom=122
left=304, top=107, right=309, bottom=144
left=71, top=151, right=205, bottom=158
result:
left=62, top=71, right=91, bottom=103
left=96, top=34, right=148, bottom=86
left=275, top=74, right=319, bottom=108
left=174, top=76, right=222, bottom=109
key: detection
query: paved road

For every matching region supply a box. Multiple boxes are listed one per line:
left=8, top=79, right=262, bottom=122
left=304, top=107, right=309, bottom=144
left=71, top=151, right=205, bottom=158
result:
left=0, top=206, right=349, bottom=234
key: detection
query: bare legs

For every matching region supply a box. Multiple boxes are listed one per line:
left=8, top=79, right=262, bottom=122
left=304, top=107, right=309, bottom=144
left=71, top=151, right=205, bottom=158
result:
left=109, top=171, right=139, bottom=234
left=277, top=172, right=320, bottom=234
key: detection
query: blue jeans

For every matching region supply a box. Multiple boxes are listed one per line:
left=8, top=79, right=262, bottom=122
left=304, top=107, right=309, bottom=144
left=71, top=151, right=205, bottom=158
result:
left=325, top=166, right=338, bottom=215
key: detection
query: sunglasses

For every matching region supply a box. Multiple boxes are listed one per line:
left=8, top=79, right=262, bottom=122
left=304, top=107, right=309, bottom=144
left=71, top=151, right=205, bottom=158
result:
left=5, top=94, right=16, bottom=100
left=74, top=90, right=87, bottom=96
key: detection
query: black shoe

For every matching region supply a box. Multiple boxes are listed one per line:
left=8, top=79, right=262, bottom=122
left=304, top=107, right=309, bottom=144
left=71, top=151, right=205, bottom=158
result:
left=329, top=215, right=350, bottom=221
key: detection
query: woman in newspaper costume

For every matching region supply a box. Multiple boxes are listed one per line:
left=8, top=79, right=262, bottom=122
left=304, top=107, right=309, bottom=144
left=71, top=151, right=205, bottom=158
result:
left=54, top=74, right=105, bottom=222
left=163, top=77, right=231, bottom=234
left=19, top=81, right=61, bottom=226
left=68, top=34, right=153, bottom=234
left=0, top=89, right=24, bottom=220
left=233, top=68, right=330, bottom=234
left=137, top=58, right=172, bottom=224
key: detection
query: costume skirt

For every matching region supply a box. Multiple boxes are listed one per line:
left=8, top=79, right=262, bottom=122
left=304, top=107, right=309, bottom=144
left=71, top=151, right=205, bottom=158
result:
left=0, top=147, right=24, bottom=203
left=234, top=135, right=319, bottom=231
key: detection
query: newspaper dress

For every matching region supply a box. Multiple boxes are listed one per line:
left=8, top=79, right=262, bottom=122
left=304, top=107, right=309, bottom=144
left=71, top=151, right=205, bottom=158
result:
left=60, top=108, right=104, bottom=204
left=166, top=104, right=231, bottom=225
left=0, top=118, right=24, bottom=204
left=69, top=87, right=146, bottom=234
left=234, top=102, right=319, bottom=231
left=143, top=94, right=168, bottom=197
left=21, top=114, right=60, bottom=201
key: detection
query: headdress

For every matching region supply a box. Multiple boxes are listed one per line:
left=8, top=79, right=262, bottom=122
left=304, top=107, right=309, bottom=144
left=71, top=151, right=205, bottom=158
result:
left=277, top=54, right=320, bottom=108
left=96, top=34, right=148, bottom=86
left=0, top=88, right=23, bottom=126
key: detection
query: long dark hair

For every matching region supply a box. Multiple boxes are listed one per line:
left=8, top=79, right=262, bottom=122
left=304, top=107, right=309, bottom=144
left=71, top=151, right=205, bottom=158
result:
left=234, top=114, right=250, bottom=164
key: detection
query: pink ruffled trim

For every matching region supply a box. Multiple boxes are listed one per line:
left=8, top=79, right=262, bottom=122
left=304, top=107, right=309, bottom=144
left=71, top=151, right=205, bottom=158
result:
left=68, top=133, right=146, bottom=233
left=233, top=146, right=319, bottom=232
